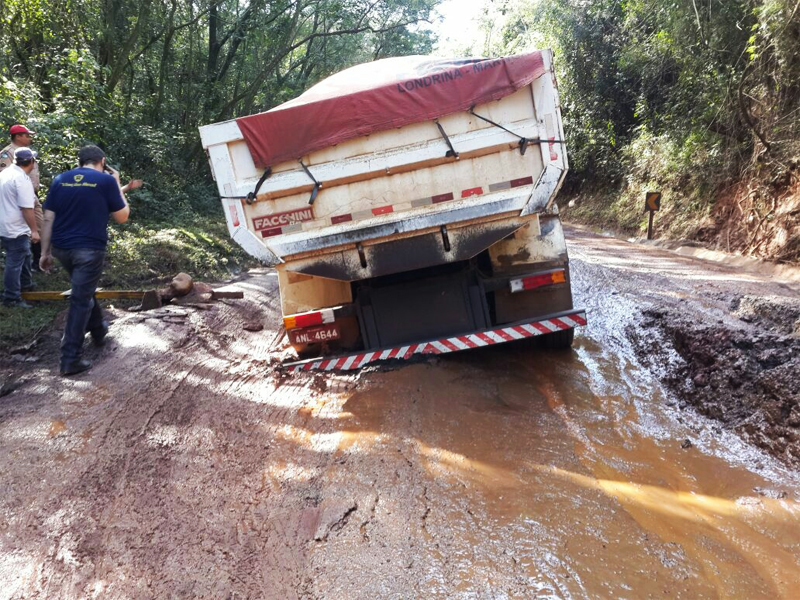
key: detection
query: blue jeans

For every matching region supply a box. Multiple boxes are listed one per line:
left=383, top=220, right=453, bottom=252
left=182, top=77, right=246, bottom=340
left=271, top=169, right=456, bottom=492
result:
left=1, top=234, right=33, bottom=304
left=52, top=247, right=106, bottom=364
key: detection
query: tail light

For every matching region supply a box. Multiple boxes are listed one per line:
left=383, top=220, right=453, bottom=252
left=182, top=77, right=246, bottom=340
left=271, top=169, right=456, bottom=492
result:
left=284, top=308, right=335, bottom=330
left=510, top=269, right=566, bottom=293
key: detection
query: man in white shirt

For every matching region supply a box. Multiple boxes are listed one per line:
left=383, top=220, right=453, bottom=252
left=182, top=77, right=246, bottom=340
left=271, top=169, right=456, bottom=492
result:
left=0, top=124, right=43, bottom=269
left=0, top=148, right=39, bottom=308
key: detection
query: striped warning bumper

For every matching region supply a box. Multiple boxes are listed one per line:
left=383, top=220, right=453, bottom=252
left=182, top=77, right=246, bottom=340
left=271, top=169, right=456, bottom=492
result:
left=284, top=309, right=587, bottom=373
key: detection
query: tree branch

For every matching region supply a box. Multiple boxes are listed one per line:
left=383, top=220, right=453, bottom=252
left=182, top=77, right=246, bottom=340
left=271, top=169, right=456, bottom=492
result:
left=738, top=60, right=771, bottom=152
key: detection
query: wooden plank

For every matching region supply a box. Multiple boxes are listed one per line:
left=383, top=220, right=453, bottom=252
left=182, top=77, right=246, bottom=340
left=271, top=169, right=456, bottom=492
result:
left=211, top=290, right=244, bottom=300
left=22, top=289, right=245, bottom=301
left=22, top=290, right=147, bottom=301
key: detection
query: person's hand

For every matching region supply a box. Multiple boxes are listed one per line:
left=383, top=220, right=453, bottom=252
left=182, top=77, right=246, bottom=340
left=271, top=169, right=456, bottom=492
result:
left=106, top=165, right=121, bottom=185
left=39, top=254, right=54, bottom=273
left=122, top=179, right=143, bottom=193
left=30, top=230, right=40, bottom=243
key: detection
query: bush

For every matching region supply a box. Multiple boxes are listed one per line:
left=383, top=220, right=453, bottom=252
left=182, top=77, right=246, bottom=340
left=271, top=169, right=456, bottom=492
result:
left=104, top=222, right=251, bottom=288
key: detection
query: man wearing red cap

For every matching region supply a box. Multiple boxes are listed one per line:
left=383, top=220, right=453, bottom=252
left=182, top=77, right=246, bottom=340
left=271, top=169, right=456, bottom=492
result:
left=0, top=148, right=39, bottom=307
left=1, top=124, right=43, bottom=268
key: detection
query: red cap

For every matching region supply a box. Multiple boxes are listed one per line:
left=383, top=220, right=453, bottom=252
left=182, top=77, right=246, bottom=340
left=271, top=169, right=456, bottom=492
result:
left=9, top=124, right=35, bottom=136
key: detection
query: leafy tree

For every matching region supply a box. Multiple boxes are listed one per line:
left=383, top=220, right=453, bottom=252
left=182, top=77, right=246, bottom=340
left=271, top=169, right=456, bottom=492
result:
left=0, top=0, right=438, bottom=223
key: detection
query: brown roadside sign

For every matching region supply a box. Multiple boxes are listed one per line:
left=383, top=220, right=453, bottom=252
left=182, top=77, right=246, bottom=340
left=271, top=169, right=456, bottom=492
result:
left=645, top=191, right=661, bottom=212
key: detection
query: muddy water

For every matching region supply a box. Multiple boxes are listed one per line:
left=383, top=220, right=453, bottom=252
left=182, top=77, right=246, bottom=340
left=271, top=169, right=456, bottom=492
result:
left=323, top=327, right=800, bottom=597
left=3, top=253, right=798, bottom=598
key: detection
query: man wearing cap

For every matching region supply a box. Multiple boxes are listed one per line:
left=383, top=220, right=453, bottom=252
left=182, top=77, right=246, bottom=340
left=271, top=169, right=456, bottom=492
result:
left=0, top=148, right=40, bottom=308
left=1, top=124, right=43, bottom=268
left=40, top=145, right=130, bottom=376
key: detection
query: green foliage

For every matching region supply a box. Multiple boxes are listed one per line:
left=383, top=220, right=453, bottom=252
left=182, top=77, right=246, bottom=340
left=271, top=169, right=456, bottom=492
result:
left=1, top=0, right=438, bottom=224
left=0, top=265, right=71, bottom=348
left=104, top=222, right=251, bottom=288
left=483, top=0, right=799, bottom=236
left=0, top=302, right=64, bottom=347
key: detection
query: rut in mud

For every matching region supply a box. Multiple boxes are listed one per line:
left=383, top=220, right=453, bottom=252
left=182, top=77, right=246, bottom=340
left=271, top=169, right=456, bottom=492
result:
left=1, top=228, right=799, bottom=598
left=633, top=298, right=800, bottom=467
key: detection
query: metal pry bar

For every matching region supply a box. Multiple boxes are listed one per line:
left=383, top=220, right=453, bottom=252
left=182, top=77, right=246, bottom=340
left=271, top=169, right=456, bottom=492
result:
left=299, top=160, right=323, bottom=205
left=470, top=107, right=565, bottom=155
left=470, top=107, right=529, bottom=155
left=435, top=121, right=459, bottom=159
left=246, top=166, right=272, bottom=205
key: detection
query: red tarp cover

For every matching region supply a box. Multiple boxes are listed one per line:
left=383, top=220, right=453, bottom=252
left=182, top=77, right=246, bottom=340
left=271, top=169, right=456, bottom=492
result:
left=236, top=51, right=546, bottom=169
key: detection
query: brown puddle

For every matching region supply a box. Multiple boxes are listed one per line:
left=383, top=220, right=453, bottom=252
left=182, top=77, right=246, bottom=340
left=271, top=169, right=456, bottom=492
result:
left=328, top=341, right=800, bottom=597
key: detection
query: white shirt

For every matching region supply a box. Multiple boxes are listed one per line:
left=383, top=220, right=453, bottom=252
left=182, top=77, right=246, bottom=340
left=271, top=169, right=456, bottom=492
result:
left=0, top=164, right=36, bottom=238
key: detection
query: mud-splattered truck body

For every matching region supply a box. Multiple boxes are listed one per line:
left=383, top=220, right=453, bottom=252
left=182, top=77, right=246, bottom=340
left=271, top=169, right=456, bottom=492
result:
left=199, top=49, right=586, bottom=371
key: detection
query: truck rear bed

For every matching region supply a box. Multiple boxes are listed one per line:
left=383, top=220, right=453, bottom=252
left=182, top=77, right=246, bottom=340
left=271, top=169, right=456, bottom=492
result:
left=199, top=49, right=585, bottom=366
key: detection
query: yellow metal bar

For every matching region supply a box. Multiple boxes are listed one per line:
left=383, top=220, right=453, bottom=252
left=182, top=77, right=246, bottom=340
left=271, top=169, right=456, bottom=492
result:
left=21, top=290, right=146, bottom=301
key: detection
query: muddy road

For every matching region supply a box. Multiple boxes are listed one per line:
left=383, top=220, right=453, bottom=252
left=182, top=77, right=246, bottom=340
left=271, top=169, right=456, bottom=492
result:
left=1, top=227, right=799, bottom=599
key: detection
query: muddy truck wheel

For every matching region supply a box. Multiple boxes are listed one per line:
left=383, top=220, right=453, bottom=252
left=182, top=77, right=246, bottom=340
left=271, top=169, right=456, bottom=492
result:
left=541, top=327, right=574, bottom=349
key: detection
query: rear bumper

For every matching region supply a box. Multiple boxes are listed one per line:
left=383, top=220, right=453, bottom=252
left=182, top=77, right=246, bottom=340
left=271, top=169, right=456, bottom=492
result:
left=283, top=308, right=587, bottom=373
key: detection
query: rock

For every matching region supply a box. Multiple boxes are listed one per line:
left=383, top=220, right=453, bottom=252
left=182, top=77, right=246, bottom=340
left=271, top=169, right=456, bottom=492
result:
left=169, top=273, right=193, bottom=297
left=193, top=282, right=213, bottom=295
left=243, top=322, right=264, bottom=332
left=681, top=439, right=693, bottom=449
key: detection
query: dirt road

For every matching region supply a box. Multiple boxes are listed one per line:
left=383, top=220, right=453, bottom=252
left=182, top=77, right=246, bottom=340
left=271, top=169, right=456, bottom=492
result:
left=1, top=227, right=799, bottom=598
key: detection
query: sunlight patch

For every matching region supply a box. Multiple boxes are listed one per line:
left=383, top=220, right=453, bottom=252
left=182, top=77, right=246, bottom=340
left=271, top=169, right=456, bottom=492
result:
left=114, top=323, right=170, bottom=352
left=146, top=424, right=181, bottom=448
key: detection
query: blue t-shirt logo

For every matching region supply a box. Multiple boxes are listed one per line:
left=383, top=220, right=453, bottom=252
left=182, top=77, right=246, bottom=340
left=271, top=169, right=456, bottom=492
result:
left=74, top=174, right=84, bottom=182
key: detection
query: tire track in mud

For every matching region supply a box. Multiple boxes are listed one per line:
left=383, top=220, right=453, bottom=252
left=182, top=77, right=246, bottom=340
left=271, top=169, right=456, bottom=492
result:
left=0, top=273, right=349, bottom=598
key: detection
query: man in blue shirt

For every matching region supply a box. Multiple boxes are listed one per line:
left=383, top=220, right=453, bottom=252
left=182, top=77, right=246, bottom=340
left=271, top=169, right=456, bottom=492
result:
left=40, top=145, right=130, bottom=376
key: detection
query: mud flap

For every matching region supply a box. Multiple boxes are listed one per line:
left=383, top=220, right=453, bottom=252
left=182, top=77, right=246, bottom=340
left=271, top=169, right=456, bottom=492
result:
left=356, top=269, right=490, bottom=348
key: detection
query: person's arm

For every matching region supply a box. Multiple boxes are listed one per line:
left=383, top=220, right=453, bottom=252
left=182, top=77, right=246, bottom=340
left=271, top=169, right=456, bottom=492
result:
left=106, top=166, right=130, bottom=223
left=21, top=207, right=39, bottom=243
left=111, top=203, right=130, bottom=224
left=31, top=160, right=40, bottom=193
left=33, top=200, right=43, bottom=234
left=39, top=209, right=55, bottom=272
left=121, top=179, right=143, bottom=193
left=16, top=174, right=39, bottom=242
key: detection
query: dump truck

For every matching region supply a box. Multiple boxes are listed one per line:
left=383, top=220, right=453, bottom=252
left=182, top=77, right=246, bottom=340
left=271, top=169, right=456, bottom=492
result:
left=199, top=49, right=586, bottom=372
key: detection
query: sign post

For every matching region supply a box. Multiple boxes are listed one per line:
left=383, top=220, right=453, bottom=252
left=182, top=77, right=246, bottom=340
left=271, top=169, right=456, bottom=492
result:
left=644, top=192, right=661, bottom=240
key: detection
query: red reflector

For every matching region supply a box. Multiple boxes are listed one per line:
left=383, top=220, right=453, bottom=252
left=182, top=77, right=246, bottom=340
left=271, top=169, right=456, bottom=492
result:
left=510, top=176, right=534, bottom=187
left=461, top=187, right=483, bottom=198
left=510, top=269, right=567, bottom=293
left=432, top=192, right=455, bottom=203
left=295, top=313, right=324, bottom=328
left=521, top=273, right=554, bottom=289
left=284, top=307, right=336, bottom=330
left=261, top=227, right=283, bottom=238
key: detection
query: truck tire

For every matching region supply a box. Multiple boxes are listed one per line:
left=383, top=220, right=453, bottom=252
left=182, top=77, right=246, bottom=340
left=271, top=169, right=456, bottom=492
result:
left=541, top=327, right=574, bottom=350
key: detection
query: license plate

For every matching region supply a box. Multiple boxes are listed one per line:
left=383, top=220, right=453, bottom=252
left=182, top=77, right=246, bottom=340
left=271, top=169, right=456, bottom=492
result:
left=289, top=323, right=341, bottom=345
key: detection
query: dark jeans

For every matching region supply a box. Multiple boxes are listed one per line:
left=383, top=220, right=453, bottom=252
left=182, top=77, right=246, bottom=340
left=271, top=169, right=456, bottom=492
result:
left=52, top=247, right=106, bottom=364
left=31, top=240, right=42, bottom=271
left=1, top=234, right=33, bottom=304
